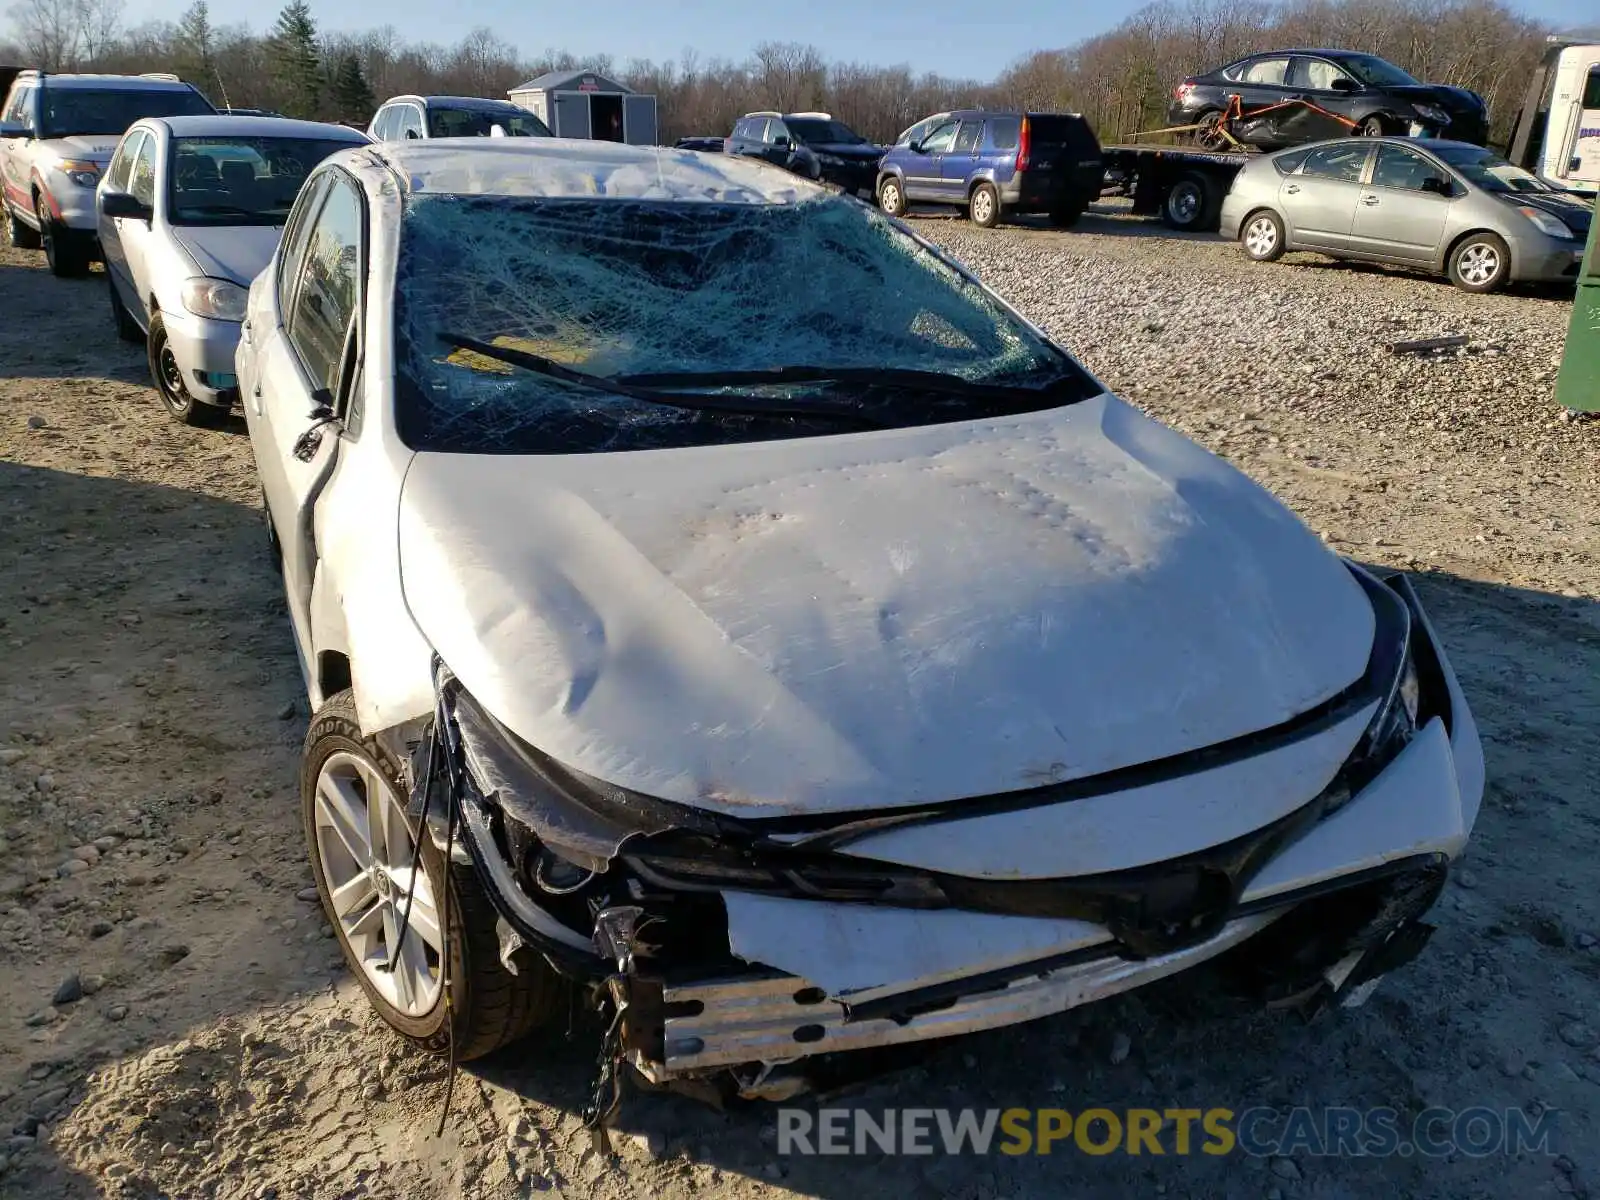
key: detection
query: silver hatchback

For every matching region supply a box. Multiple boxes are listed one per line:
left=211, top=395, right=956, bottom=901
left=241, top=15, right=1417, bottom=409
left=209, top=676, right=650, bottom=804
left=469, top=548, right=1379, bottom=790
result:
left=1219, top=137, right=1592, bottom=293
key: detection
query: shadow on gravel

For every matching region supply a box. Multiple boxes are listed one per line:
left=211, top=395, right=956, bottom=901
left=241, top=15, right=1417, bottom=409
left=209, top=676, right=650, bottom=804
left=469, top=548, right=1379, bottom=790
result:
left=1280, top=254, right=1579, bottom=302
left=6, top=460, right=1595, bottom=1199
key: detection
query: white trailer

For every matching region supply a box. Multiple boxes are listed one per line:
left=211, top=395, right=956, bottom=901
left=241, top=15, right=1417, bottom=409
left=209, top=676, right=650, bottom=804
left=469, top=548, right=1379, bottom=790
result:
left=508, top=70, right=658, bottom=146
left=1508, top=39, right=1600, bottom=196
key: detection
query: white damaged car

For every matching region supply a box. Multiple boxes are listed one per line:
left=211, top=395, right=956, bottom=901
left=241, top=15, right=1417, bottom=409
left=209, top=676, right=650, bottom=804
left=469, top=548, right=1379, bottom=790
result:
left=241, top=138, right=1484, bottom=1102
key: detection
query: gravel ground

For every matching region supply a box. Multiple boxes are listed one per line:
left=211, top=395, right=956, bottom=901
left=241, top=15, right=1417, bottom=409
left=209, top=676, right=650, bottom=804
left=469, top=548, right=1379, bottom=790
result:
left=0, top=204, right=1597, bottom=1200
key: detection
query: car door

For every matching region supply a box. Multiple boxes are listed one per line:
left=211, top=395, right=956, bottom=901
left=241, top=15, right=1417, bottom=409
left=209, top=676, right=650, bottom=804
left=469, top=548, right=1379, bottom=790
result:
left=99, top=129, right=143, bottom=305
left=119, top=132, right=162, bottom=318
left=730, top=118, right=765, bottom=160
left=940, top=119, right=984, bottom=197
left=1279, top=141, right=1372, bottom=249
left=1287, top=56, right=1361, bottom=141
left=903, top=119, right=957, bottom=201
left=247, top=169, right=363, bottom=664
left=1349, top=143, right=1456, bottom=262
left=1231, top=55, right=1295, bottom=141
left=0, top=84, right=35, bottom=218
left=762, top=119, right=795, bottom=168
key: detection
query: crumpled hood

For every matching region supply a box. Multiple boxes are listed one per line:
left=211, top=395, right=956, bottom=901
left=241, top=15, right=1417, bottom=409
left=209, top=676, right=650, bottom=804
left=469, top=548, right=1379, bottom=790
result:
left=44, top=134, right=120, bottom=165
left=171, top=225, right=284, bottom=287
left=398, top=394, right=1375, bottom=817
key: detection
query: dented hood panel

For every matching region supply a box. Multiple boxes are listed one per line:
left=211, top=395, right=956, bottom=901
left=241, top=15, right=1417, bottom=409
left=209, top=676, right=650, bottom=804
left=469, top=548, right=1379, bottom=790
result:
left=398, top=393, right=1375, bottom=816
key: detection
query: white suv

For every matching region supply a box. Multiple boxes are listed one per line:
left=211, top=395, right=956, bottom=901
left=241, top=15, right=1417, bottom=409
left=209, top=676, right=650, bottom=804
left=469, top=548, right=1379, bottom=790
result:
left=0, top=71, right=214, bottom=276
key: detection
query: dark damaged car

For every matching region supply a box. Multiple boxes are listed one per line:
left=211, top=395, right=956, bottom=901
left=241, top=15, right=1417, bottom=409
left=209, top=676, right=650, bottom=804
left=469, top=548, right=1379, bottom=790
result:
left=242, top=139, right=1485, bottom=1107
left=1172, top=49, right=1490, bottom=149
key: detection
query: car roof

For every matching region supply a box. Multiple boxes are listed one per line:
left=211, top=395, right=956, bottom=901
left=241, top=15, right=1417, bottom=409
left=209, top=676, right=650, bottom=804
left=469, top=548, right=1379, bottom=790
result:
left=27, top=73, right=200, bottom=91
left=153, top=115, right=368, bottom=140
left=1245, top=48, right=1373, bottom=59
left=369, top=139, right=827, bottom=205
left=384, top=95, right=524, bottom=109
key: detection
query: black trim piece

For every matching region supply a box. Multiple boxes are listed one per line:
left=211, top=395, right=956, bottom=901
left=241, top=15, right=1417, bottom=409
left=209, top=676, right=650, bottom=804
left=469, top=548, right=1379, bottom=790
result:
left=840, top=853, right=1449, bottom=1026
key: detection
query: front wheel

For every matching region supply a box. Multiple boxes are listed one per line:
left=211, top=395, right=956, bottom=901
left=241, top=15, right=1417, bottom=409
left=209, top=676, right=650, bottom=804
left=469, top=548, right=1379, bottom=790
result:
left=877, top=176, right=905, bottom=217
left=1354, top=115, right=1390, bottom=137
left=969, top=182, right=1000, bottom=228
left=37, top=194, right=89, bottom=278
left=1241, top=209, right=1286, bottom=262
left=6, top=203, right=41, bottom=250
left=148, top=313, right=226, bottom=427
left=303, top=691, right=565, bottom=1060
left=1447, top=232, right=1511, bottom=294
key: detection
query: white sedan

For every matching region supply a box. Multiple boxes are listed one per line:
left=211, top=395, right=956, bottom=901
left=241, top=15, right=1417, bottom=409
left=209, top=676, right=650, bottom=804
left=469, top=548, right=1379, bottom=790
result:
left=241, top=137, right=1483, bottom=1094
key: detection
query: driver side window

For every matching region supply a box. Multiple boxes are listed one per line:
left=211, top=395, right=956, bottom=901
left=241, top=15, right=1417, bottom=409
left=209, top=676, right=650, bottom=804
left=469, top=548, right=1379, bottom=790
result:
left=106, top=130, right=142, bottom=193
left=286, top=174, right=363, bottom=395
left=1297, top=58, right=1352, bottom=91
left=129, top=135, right=158, bottom=206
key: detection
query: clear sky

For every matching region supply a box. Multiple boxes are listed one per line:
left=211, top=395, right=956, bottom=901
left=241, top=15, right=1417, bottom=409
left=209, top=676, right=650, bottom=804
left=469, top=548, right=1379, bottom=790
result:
left=120, top=0, right=1595, bottom=81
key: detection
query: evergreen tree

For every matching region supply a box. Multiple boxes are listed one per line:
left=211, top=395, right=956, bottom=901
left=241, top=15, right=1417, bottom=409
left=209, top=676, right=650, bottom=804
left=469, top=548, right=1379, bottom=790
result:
left=328, top=52, right=375, bottom=125
left=174, top=2, right=219, bottom=105
left=267, top=1, right=320, bottom=120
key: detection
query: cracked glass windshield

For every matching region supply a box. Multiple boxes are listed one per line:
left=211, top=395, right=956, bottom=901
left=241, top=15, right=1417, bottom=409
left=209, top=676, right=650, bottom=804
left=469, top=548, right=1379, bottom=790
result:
left=392, top=192, right=1090, bottom=453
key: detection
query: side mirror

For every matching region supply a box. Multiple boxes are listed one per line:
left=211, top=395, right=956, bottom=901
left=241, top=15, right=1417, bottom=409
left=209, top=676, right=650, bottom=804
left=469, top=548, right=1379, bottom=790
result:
left=0, top=119, right=27, bottom=138
left=100, top=190, right=152, bottom=221
left=773, top=136, right=790, bottom=149
left=909, top=139, right=924, bottom=153
left=404, top=127, right=420, bottom=140
left=1420, top=176, right=1453, bottom=197
left=1329, top=78, right=1358, bottom=93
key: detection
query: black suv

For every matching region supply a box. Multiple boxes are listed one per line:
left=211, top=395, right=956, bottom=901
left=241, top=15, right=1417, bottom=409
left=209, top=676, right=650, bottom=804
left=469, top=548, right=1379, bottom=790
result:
left=1170, top=50, right=1489, bottom=149
left=724, top=111, right=883, bottom=195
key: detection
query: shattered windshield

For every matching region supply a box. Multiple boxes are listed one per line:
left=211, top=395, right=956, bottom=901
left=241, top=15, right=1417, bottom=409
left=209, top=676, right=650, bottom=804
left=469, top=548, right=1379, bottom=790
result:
left=786, top=118, right=868, bottom=145
left=392, top=193, right=1088, bottom=454
left=1331, top=54, right=1419, bottom=88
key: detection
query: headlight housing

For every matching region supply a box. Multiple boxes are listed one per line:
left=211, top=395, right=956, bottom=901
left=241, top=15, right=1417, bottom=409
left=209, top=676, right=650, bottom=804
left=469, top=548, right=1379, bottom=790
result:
left=1518, top=206, right=1575, bottom=240
left=1410, top=103, right=1449, bottom=125
left=56, top=158, right=100, bottom=188
left=181, top=277, right=248, bottom=322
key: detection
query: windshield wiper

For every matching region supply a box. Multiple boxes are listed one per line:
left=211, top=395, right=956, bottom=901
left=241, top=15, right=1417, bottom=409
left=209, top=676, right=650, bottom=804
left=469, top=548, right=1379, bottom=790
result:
left=179, top=203, right=260, bottom=216
left=436, top=333, right=890, bottom=429
left=615, top=362, right=1083, bottom=401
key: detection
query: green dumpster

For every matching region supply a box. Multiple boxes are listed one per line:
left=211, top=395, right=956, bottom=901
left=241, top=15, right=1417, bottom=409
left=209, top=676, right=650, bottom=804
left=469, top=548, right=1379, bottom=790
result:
left=1556, top=212, right=1600, bottom=413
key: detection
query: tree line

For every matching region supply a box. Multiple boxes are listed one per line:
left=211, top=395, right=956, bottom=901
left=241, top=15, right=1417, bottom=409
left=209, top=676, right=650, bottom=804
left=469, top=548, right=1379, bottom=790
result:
left=1, top=0, right=1564, bottom=143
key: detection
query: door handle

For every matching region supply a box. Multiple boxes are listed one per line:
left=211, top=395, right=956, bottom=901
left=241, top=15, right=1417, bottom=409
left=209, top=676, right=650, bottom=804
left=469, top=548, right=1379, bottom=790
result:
left=1285, top=184, right=1300, bottom=194
left=240, top=319, right=252, bottom=345
left=251, top=382, right=263, bottom=417
left=1360, top=194, right=1379, bottom=205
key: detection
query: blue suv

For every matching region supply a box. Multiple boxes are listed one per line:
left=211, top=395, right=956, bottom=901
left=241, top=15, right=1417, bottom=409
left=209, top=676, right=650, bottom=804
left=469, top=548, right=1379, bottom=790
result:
left=876, top=110, right=1104, bottom=228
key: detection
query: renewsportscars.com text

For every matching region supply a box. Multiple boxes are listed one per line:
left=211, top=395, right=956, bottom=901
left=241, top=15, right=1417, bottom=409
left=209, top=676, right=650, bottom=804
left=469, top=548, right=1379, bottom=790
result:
left=776, top=1106, right=1559, bottom=1159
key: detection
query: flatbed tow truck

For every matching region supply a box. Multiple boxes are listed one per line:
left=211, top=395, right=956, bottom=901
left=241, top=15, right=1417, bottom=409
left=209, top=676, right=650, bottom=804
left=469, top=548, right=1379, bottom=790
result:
left=1099, top=143, right=1256, bottom=232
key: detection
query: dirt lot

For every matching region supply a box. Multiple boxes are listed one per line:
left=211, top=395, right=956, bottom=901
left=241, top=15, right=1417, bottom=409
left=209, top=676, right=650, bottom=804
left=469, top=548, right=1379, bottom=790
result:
left=1, top=208, right=1598, bottom=1200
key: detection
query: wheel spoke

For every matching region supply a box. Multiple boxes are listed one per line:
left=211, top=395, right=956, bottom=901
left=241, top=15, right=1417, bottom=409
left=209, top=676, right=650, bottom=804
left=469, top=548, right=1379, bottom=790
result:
left=344, top=892, right=386, bottom=940
left=327, top=872, right=376, bottom=918
left=396, top=926, right=434, bottom=1008
left=390, top=869, right=443, bottom=952
left=316, top=773, right=372, bottom=868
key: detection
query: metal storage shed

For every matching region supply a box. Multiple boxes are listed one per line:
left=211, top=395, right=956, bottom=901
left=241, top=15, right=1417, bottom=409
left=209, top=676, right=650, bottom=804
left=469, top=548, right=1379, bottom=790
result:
left=508, top=70, right=658, bottom=146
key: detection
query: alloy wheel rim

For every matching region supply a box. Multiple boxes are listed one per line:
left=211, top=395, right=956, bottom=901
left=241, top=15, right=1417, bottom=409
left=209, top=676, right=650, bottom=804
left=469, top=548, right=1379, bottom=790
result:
left=35, top=199, right=52, bottom=261
left=314, top=750, right=444, bottom=1016
left=1245, top=217, right=1277, bottom=256
left=882, top=183, right=900, bottom=213
left=973, top=191, right=993, bottom=222
left=1460, top=244, right=1498, bottom=285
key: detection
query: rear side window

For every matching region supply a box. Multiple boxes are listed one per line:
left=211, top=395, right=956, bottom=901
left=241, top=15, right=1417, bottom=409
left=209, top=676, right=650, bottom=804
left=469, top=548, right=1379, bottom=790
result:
left=1241, top=57, right=1290, bottom=85
left=1273, top=148, right=1312, bottom=175
left=985, top=117, right=1020, bottom=151
left=953, top=121, right=982, bottom=153
left=1584, top=67, right=1600, bottom=110
left=1300, top=143, right=1369, bottom=183
left=1026, top=115, right=1101, bottom=158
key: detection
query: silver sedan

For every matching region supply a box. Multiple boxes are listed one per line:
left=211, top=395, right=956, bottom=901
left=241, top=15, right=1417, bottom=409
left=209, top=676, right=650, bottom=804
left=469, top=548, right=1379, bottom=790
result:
left=1219, top=137, right=1592, bottom=293
left=96, top=115, right=368, bottom=425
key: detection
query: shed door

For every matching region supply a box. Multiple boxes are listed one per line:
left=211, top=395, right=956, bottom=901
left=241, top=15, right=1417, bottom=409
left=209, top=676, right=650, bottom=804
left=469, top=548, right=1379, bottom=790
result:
left=552, top=91, right=591, bottom=139
left=623, top=95, right=657, bottom=146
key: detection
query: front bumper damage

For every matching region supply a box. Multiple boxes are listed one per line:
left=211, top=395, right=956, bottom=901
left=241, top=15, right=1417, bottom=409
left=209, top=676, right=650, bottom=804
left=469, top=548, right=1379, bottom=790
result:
left=410, top=566, right=1481, bottom=1095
